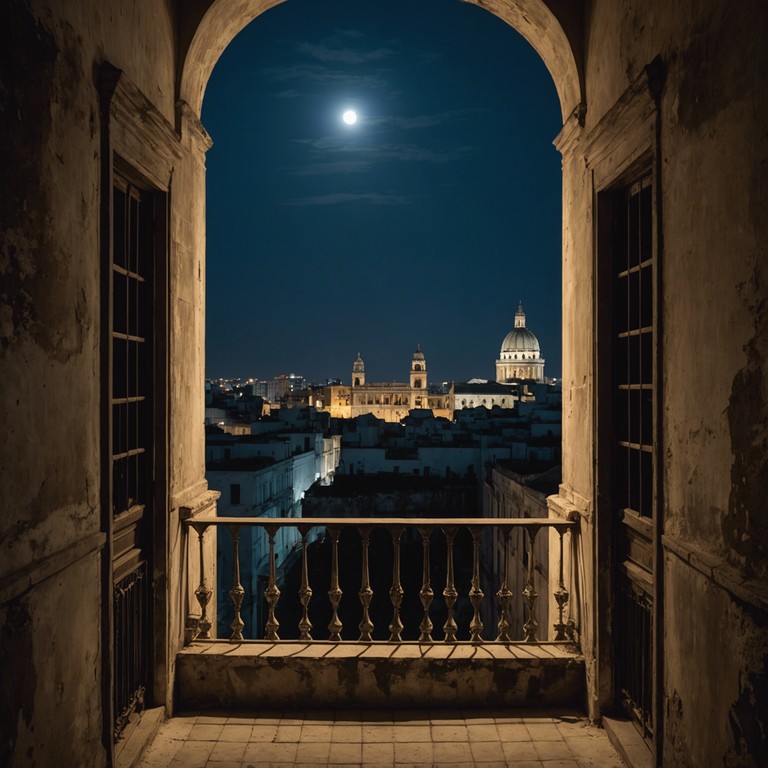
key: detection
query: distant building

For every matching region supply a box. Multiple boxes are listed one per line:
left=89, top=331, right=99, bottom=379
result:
left=206, top=407, right=341, bottom=637
left=324, top=346, right=452, bottom=422
left=496, top=302, right=545, bottom=382
left=451, top=381, right=519, bottom=411
left=482, top=463, right=561, bottom=640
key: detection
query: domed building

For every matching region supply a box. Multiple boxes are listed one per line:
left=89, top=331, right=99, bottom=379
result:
left=496, top=302, right=545, bottom=382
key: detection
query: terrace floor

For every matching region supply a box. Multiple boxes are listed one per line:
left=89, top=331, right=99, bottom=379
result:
left=137, top=708, right=626, bottom=768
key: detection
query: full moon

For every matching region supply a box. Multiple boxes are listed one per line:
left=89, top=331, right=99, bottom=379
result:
left=342, top=109, right=358, bottom=125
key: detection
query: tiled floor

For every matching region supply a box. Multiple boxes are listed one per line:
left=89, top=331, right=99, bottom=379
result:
left=137, top=709, right=625, bottom=768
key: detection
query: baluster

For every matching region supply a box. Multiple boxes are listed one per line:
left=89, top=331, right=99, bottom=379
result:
left=496, top=527, right=513, bottom=642
left=553, top=525, right=571, bottom=641
left=469, top=526, right=484, bottom=643
left=298, top=525, right=313, bottom=641
left=418, top=527, right=434, bottom=642
left=523, top=525, right=540, bottom=642
left=191, top=522, right=212, bottom=639
left=442, top=526, right=458, bottom=643
left=327, top=526, right=343, bottom=641
left=358, top=526, right=374, bottom=642
left=264, top=524, right=281, bottom=640
left=389, top=526, right=405, bottom=642
left=228, top=524, right=245, bottom=641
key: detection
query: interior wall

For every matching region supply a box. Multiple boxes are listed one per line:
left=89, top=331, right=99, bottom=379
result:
left=0, top=0, right=201, bottom=765
left=577, top=1, right=768, bottom=764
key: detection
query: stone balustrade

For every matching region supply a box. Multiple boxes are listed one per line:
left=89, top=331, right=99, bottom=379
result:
left=184, top=517, right=577, bottom=646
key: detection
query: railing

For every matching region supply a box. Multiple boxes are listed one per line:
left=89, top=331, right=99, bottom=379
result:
left=184, top=517, right=577, bottom=645
left=114, top=560, right=148, bottom=740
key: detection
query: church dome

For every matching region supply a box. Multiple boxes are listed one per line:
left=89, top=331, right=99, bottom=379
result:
left=500, top=328, right=540, bottom=354
left=412, top=343, right=425, bottom=361
left=499, top=302, right=540, bottom=356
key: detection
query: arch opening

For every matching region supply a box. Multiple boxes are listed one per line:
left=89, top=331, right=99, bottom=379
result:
left=180, top=0, right=582, bottom=122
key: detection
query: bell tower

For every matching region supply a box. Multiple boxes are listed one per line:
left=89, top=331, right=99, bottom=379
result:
left=351, top=352, right=365, bottom=388
left=410, top=344, right=426, bottom=390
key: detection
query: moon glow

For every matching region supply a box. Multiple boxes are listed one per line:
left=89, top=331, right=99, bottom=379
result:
left=342, top=109, right=358, bottom=125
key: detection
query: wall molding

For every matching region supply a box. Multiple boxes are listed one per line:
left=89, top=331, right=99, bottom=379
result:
left=0, top=531, right=106, bottom=605
left=662, top=533, right=768, bottom=612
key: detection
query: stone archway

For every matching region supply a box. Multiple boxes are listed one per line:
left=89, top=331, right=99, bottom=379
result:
left=171, top=0, right=595, bottom=719
left=179, top=0, right=583, bottom=122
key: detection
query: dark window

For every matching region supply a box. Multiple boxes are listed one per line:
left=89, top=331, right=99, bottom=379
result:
left=614, top=178, right=654, bottom=519
left=110, top=172, right=161, bottom=742
left=230, top=483, right=241, bottom=505
left=111, top=181, right=152, bottom=518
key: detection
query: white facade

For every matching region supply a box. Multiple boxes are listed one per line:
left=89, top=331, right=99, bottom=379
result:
left=496, top=303, right=546, bottom=382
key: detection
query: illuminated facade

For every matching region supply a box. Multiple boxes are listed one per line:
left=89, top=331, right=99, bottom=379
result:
left=496, top=302, right=546, bottom=382
left=324, top=347, right=451, bottom=422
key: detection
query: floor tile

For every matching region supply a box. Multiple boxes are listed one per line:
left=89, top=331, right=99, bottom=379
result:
left=469, top=739, right=506, bottom=761
left=332, top=724, right=363, bottom=742
left=533, top=739, right=572, bottom=760
left=393, top=724, right=431, bottom=742
left=302, top=724, right=335, bottom=742
left=362, top=741, right=394, bottom=762
left=169, top=741, right=213, bottom=768
left=432, top=723, right=469, bottom=741
left=295, top=741, right=331, bottom=763
left=243, top=742, right=298, bottom=763
left=501, top=738, right=539, bottom=758
left=432, top=740, right=474, bottom=762
left=208, top=740, right=247, bottom=762
left=274, top=724, right=303, bottom=742
left=525, top=723, right=564, bottom=741
left=191, top=724, right=224, bottom=741
left=328, top=741, right=362, bottom=763
left=362, top=723, right=395, bottom=742
left=466, top=723, right=500, bottom=741
left=497, top=722, right=532, bottom=742
left=393, top=741, right=433, bottom=763
left=250, top=724, right=279, bottom=742
left=219, top=724, right=254, bottom=742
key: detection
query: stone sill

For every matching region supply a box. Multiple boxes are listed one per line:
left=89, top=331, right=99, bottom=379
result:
left=176, top=642, right=585, bottom=711
left=182, top=640, right=580, bottom=660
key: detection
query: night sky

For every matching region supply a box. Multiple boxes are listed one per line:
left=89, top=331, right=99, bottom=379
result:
left=203, top=0, right=562, bottom=384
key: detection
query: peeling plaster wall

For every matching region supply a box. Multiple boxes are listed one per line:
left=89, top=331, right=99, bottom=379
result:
left=0, top=0, right=189, bottom=765
left=574, top=0, right=768, bottom=762
left=0, top=555, right=103, bottom=767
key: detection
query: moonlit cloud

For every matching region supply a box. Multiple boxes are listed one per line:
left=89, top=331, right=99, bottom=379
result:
left=261, top=62, right=390, bottom=89
left=290, top=136, right=476, bottom=170
left=297, top=41, right=394, bottom=64
left=283, top=191, right=415, bottom=206
left=288, top=160, right=371, bottom=176
left=369, top=109, right=480, bottom=130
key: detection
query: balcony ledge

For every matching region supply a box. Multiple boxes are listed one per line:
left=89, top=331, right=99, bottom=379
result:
left=176, top=642, right=584, bottom=711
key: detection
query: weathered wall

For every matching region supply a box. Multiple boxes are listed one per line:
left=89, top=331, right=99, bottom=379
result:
left=0, top=554, right=103, bottom=767
left=571, top=0, right=768, bottom=763
left=0, top=0, right=202, bottom=764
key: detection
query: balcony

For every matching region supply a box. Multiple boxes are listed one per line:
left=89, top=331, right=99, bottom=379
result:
left=177, top=516, right=584, bottom=711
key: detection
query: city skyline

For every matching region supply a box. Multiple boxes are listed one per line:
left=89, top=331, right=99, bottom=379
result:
left=203, top=0, right=563, bottom=383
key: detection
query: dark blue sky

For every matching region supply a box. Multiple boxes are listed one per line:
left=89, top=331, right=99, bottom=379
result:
left=203, top=0, right=562, bottom=384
